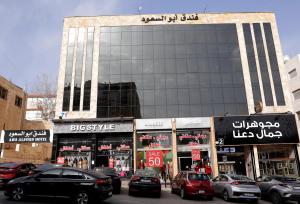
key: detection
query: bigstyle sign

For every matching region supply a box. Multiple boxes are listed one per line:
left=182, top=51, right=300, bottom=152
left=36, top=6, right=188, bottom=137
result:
left=214, top=114, right=299, bottom=145
left=4, top=130, right=50, bottom=143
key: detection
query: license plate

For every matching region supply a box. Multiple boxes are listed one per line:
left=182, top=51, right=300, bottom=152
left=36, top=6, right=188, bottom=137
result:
left=244, top=193, right=254, bottom=197
left=108, top=192, right=112, bottom=196
left=199, top=190, right=205, bottom=194
left=141, top=179, right=151, bottom=183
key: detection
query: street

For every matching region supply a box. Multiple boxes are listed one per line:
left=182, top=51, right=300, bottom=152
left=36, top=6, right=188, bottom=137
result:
left=0, top=183, right=297, bottom=204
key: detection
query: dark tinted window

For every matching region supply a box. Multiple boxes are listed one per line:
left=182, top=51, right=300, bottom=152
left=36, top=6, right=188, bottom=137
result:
left=62, top=170, right=84, bottom=179
left=94, top=168, right=116, bottom=175
left=0, top=86, right=8, bottom=100
left=243, top=23, right=262, bottom=105
left=98, top=24, right=248, bottom=118
left=135, top=169, right=158, bottom=177
left=39, top=169, right=62, bottom=178
left=263, top=23, right=285, bottom=105
left=253, top=23, right=274, bottom=106
left=0, top=163, right=18, bottom=168
left=188, top=173, right=209, bottom=181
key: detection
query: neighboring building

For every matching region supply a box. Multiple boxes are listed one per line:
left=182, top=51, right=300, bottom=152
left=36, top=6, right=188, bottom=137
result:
left=0, top=75, right=53, bottom=164
left=26, top=94, right=56, bottom=121
left=53, top=12, right=299, bottom=179
left=285, top=54, right=300, bottom=118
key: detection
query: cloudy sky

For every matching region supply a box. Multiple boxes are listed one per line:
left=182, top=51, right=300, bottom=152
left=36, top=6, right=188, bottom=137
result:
left=0, top=0, right=299, bottom=91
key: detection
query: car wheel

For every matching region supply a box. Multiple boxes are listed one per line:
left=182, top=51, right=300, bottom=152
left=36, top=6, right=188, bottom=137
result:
left=223, top=190, right=230, bottom=202
left=271, top=191, right=282, bottom=204
left=75, top=191, right=89, bottom=204
left=11, top=186, right=25, bottom=201
left=180, top=188, right=186, bottom=199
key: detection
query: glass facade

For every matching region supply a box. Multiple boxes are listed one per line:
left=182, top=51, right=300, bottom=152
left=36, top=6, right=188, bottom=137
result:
left=98, top=24, right=248, bottom=118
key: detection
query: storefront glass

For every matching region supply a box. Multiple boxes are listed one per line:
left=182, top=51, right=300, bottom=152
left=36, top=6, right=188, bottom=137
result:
left=257, top=145, right=299, bottom=177
left=136, top=132, right=173, bottom=178
left=176, top=130, right=211, bottom=174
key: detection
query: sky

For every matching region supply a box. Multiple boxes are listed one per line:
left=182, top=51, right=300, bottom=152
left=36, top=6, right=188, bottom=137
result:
left=0, top=0, right=299, bottom=91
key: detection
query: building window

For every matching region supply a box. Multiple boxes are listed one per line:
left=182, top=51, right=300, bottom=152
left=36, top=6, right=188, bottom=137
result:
left=0, top=86, right=8, bottom=100
left=15, top=96, right=22, bottom=107
left=292, top=89, right=300, bottom=100
left=288, top=69, right=297, bottom=79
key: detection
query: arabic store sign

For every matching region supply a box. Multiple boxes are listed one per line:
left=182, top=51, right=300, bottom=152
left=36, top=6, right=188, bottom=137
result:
left=141, top=13, right=199, bottom=23
left=4, top=130, right=50, bottom=143
left=214, top=114, right=299, bottom=145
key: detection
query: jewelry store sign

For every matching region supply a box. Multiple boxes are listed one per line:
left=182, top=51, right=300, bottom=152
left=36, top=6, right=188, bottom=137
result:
left=214, top=114, right=299, bottom=145
left=54, top=122, right=133, bottom=133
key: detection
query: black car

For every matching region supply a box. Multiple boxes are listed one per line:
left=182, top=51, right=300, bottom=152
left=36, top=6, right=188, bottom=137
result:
left=0, top=162, right=36, bottom=189
left=4, top=167, right=112, bottom=204
left=29, top=163, right=65, bottom=175
left=93, top=167, right=121, bottom=194
left=128, top=169, right=161, bottom=198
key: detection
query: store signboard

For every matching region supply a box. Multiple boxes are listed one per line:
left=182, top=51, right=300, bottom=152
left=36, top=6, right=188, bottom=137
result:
left=176, top=117, right=211, bottom=129
left=4, top=130, right=50, bottom=143
left=192, top=149, right=201, bottom=161
left=136, top=118, right=172, bottom=130
left=177, top=130, right=210, bottom=146
left=146, top=150, right=163, bottom=167
left=137, top=132, right=172, bottom=149
left=214, top=114, right=299, bottom=145
left=54, top=122, right=133, bottom=133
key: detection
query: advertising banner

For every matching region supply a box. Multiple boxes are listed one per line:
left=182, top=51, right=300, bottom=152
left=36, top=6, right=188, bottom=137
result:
left=214, top=114, right=299, bottom=145
left=192, top=149, right=201, bottom=161
left=146, top=150, right=163, bottom=167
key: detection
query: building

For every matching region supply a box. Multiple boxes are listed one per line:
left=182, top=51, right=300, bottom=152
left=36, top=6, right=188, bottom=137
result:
left=53, top=12, right=299, bottom=179
left=285, top=55, right=300, bottom=118
left=26, top=94, right=56, bottom=121
left=0, top=75, right=53, bottom=163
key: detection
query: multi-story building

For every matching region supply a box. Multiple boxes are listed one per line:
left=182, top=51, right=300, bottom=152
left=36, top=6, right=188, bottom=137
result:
left=53, top=12, right=300, bottom=179
left=0, top=75, right=53, bottom=163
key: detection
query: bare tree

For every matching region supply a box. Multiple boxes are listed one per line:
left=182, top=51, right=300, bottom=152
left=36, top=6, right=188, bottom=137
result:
left=28, top=73, right=56, bottom=120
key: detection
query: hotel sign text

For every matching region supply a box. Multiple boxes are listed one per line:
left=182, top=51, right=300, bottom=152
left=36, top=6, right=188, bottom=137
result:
left=141, top=13, right=199, bottom=23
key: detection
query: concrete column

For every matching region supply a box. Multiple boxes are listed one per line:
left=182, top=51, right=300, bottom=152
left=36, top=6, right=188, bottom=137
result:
left=133, top=120, right=137, bottom=172
left=253, top=145, right=260, bottom=178
left=210, top=117, right=218, bottom=178
left=172, top=118, right=178, bottom=177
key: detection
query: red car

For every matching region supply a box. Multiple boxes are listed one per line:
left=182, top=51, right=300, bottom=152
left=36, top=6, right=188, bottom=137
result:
left=0, top=162, right=36, bottom=189
left=171, top=171, right=214, bottom=200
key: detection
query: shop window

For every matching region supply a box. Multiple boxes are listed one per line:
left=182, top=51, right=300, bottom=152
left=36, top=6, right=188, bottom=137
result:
left=258, top=145, right=299, bottom=177
left=0, top=86, right=8, bottom=100
left=15, top=96, right=22, bottom=107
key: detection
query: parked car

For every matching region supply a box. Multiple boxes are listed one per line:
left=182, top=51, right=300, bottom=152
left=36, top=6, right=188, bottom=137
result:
left=212, top=174, right=261, bottom=202
left=0, top=162, right=36, bottom=189
left=29, top=163, right=64, bottom=175
left=171, top=171, right=214, bottom=200
left=256, top=175, right=300, bottom=204
left=128, top=169, right=161, bottom=197
left=93, top=167, right=121, bottom=194
left=4, top=167, right=112, bottom=204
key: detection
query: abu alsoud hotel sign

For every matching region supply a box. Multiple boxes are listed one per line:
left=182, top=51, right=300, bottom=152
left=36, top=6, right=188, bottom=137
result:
left=214, top=114, right=299, bottom=145
left=141, top=13, right=200, bottom=23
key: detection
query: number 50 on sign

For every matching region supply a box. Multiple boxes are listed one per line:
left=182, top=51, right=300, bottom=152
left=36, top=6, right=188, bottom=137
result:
left=146, top=150, right=163, bottom=167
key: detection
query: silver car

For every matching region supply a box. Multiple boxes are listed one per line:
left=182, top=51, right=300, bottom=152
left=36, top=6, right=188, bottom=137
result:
left=212, top=174, right=261, bottom=202
left=256, top=176, right=300, bottom=204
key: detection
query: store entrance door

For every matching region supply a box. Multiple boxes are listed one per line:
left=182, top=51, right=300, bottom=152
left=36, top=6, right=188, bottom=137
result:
left=98, top=156, right=109, bottom=167
left=178, top=157, right=192, bottom=171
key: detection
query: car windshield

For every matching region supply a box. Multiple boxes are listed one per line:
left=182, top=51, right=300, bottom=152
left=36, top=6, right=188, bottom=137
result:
left=188, top=173, right=209, bottom=181
left=135, top=169, right=158, bottom=177
left=0, top=163, right=18, bottom=168
left=37, top=164, right=62, bottom=170
left=94, top=168, right=116, bottom=175
left=229, top=175, right=253, bottom=181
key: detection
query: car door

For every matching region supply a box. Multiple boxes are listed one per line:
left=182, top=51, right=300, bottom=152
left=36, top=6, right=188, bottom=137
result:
left=212, top=176, right=221, bottom=194
left=59, top=169, right=88, bottom=197
left=258, top=176, right=273, bottom=196
left=16, top=164, right=29, bottom=178
left=218, top=175, right=229, bottom=193
left=28, top=168, right=63, bottom=196
left=171, top=173, right=180, bottom=191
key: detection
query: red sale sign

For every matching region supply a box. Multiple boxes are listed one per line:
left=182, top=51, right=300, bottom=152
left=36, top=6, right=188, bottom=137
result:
left=57, top=157, right=65, bottom=164
left=146, top=150, right=163, bottom=167
left=192, top=149, right=201, bottom=161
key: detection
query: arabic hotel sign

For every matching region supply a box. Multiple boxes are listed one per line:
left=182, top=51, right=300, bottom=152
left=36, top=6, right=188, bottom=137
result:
left=4, top=130, right=50, bottom=143
left=214, top=114, right=299, bottom=145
